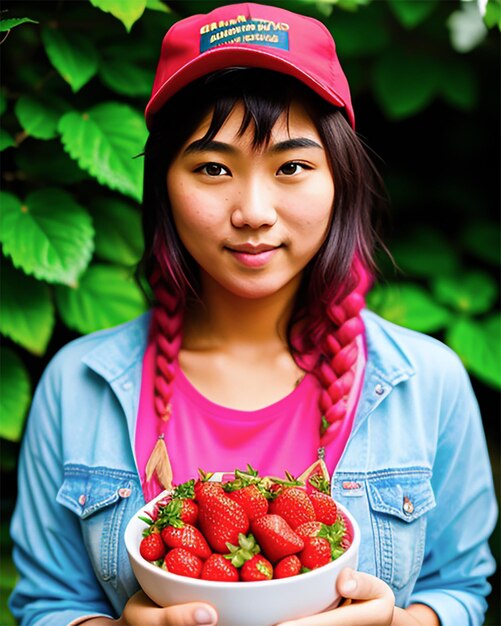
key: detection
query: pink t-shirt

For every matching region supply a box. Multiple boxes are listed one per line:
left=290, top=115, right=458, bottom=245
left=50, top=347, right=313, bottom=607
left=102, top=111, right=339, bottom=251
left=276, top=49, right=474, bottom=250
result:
left=135, top=337, right=365, bottom=500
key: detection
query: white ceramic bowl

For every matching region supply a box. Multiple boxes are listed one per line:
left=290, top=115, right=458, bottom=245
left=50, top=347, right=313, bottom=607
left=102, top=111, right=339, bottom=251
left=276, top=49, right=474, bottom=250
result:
left=125, top=490, right=360, bottom=626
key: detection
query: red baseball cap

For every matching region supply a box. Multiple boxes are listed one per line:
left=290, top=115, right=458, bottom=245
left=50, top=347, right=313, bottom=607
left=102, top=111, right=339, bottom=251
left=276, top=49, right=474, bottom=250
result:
left=145, top=2, right=354, bottom=129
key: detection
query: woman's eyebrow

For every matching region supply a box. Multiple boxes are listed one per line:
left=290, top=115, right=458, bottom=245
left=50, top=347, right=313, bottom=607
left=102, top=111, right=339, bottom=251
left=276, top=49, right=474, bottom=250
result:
left=269, top=138, right=323, bottom=153
left=184, top=140, right=236, bottom=155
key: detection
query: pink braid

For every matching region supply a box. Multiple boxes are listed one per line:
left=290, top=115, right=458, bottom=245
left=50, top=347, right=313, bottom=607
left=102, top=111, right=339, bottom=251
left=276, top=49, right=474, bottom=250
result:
left=293, top=259, right=370, bottom=446
left=150, top=268, right=184, bottom=421
left=318, top=287, right=365, bottom=445
left=142, top=269, right=185, bottom=497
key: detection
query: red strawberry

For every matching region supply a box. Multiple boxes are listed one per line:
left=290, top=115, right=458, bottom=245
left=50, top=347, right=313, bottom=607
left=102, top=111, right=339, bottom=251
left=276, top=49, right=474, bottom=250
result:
left=299, top=537, right=332, bottom=570
left=250, top=514, right=304, bottom=563
left=269, top=487, right=315, bottom=530
left=226, top=485, right=269, bottom=521
left=274, top=555, right=302, bottom=579
left=309, top=491, right=338, bottom=525
left=178, top=498, right=199, bottom=526
left=338, top=510, right=354, bottom=551
left=164, top=547, right=202, bottom=579
left=240, top=555, right=273, bottom=582
left=169, top=479, right=198, bottom=522
left=139, top=533, right=166, bottom=561
left=201, top=554, right=239, bottom=582
left=194, top=480, right=224, bottom=503
left=198, top=491, right=250, bottom=553
left=161, top=524, right=211, bottom=559
left=295, top=521, right=323, bottom=538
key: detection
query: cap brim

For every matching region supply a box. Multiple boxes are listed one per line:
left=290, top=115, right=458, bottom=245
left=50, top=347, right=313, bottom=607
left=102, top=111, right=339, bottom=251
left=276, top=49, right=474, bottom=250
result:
left=145, top=46, right=353, bottom=129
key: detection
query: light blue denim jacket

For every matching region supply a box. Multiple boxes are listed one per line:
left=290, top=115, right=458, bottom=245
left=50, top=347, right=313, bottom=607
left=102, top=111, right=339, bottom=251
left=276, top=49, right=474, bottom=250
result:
left=9, top=310, right=497, bottom=626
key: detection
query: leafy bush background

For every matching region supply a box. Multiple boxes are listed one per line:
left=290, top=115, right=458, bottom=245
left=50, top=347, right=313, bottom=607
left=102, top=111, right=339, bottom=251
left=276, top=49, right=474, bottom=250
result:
left=0, top=0, right=499, bottom=623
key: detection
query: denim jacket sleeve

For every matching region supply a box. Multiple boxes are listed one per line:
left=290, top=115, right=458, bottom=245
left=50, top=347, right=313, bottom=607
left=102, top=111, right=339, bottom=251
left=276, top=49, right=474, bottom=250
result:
left=9, top=351, right=115, bottom=626
left=408, top=360, right=498, bottom=625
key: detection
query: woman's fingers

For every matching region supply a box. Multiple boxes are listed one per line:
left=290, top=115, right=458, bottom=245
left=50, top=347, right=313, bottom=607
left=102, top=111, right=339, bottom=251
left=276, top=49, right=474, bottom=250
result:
left=337, top=568, right=394, bottom=603
left=277, top=569, right=395, bottom=626
left=161, top=602, right=218, bottom=626
left=121, top=591, right=218, bottom=626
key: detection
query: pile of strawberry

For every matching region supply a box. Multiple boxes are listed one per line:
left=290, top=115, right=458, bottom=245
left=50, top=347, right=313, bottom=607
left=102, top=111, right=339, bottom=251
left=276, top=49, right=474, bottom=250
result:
left=138, top=467, right=352, bottom=582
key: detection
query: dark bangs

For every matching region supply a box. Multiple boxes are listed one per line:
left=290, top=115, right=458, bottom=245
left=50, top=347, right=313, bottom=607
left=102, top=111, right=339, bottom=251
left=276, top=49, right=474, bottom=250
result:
left=140, top=68, right=385, bottom=315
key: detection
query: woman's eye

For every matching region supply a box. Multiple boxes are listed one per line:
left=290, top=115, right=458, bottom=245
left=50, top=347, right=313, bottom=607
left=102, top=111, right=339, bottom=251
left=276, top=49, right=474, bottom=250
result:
left=196, top=163, right=229, bottom=177
left=277, top=162, right=311, bottom=176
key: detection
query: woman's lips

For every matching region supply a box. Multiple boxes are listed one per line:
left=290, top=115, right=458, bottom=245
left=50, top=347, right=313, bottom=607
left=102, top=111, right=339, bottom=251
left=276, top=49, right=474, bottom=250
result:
left=226, top=246, right=280, bottom=268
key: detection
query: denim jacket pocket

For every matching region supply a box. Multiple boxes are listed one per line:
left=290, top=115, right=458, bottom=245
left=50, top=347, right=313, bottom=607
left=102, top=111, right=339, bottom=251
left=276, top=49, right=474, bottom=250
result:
left=56, top=464, right=137, bottom=587
left=366, top=469, right=436, bottom=590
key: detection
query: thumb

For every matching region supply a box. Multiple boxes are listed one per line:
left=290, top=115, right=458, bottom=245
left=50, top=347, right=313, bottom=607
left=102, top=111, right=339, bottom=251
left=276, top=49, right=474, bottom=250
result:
left=162, top=602, right=219, bottom=626
left=336, top=568, right=394, bottom=602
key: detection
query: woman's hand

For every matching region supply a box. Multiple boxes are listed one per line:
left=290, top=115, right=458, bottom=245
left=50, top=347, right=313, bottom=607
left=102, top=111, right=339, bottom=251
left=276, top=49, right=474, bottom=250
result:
left=277, top=568, right=439, bottom=626
left=79, top=590, right=218, bottom=626
left=117, top=590, right=218, bottom=626
left=277, top=568, right=395, bottom=626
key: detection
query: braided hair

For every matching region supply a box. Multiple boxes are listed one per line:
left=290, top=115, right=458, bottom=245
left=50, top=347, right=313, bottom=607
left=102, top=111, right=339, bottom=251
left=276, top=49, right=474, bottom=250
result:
left=139, top=69, right=385, bottom=490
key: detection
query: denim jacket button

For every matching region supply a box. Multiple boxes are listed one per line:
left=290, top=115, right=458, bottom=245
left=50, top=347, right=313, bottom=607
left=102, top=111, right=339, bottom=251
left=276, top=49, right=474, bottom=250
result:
left=375, top=383, right=385, bottom=395
left=78, top=494, right=87, bottom=506
left=403, top=496, right=414, bottom=515
left=118, top=488, right=132, bottom=498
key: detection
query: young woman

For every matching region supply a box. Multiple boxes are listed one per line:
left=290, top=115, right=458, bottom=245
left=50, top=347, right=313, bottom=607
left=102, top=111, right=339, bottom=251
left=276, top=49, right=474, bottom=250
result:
left=10, top=4, right=497, bottom=626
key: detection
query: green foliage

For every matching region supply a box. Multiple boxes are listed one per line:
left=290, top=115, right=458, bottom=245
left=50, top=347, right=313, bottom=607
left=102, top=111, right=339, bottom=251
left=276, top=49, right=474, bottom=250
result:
left=41, top=26, right=99, bottom=92
left=387, top=0, right=438, bottom=29
left=0, top=262, right=55, bottom=356
left=90, top=0, right=148, bottom=31
left=15, top=94, right=70, bottom=140
left=55, top=264, right=147, bottom=334
left=0, top=17, right=38, bottom=32
left=0, top=189, right=94, bottom=285
left=58, top=103, right=146, bottom=201
left=367, top=283, right=451, bottom=333
left=0, top=347, right=31, bottom=441
left=447, top=315, right=501, bottom=389
left=485, top=0, right=501, bottom=29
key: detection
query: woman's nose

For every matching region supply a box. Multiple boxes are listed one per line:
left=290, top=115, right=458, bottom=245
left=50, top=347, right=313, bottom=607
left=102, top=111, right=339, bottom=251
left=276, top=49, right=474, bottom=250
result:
left=230, top=181, right=278, bottom=229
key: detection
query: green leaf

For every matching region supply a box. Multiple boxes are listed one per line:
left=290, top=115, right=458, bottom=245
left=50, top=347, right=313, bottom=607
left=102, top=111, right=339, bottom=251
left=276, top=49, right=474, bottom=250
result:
left=0, top=346, right=31, bottom=442
left=41, top=27, right=98, bottom=92
left=446, top=315, right=501, bottom=389
left=373, top=49, right=438, bottom=119
left=99, top=58, right=154, bottom=97
left=14, top=94, right=69, bottom=140
left=390, top=228, right=459, bottom=278
left=58, top=102, right=147, bottom=202
left=89, top=0, right=147, bottom=32
left=484, top=0, right=501, bottom=29
left=328, top=9, right=390, bottom=57
left=0, top=189, right=94, bottom=285
left=432, top=272, right=498, bottom=315
left=0, top=17, right=38, bottom=32
left=55, top=264, right=147, bottom=334
left=0, top=129, right=15, bottom=151
left=461, top=221, right=500, bottom=265
left=91, top=197, right=144, bottom=266
left=15, top=140, right=88, bottom=185
left=387, top=0, right=438, bottom=28
left=146, top=0, right=170, bottom=12
left=367, top=283, right=451, bottom=333
left=438, top=60, right=478, bottom=111
left=0, top=261, right=55, bottom=355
